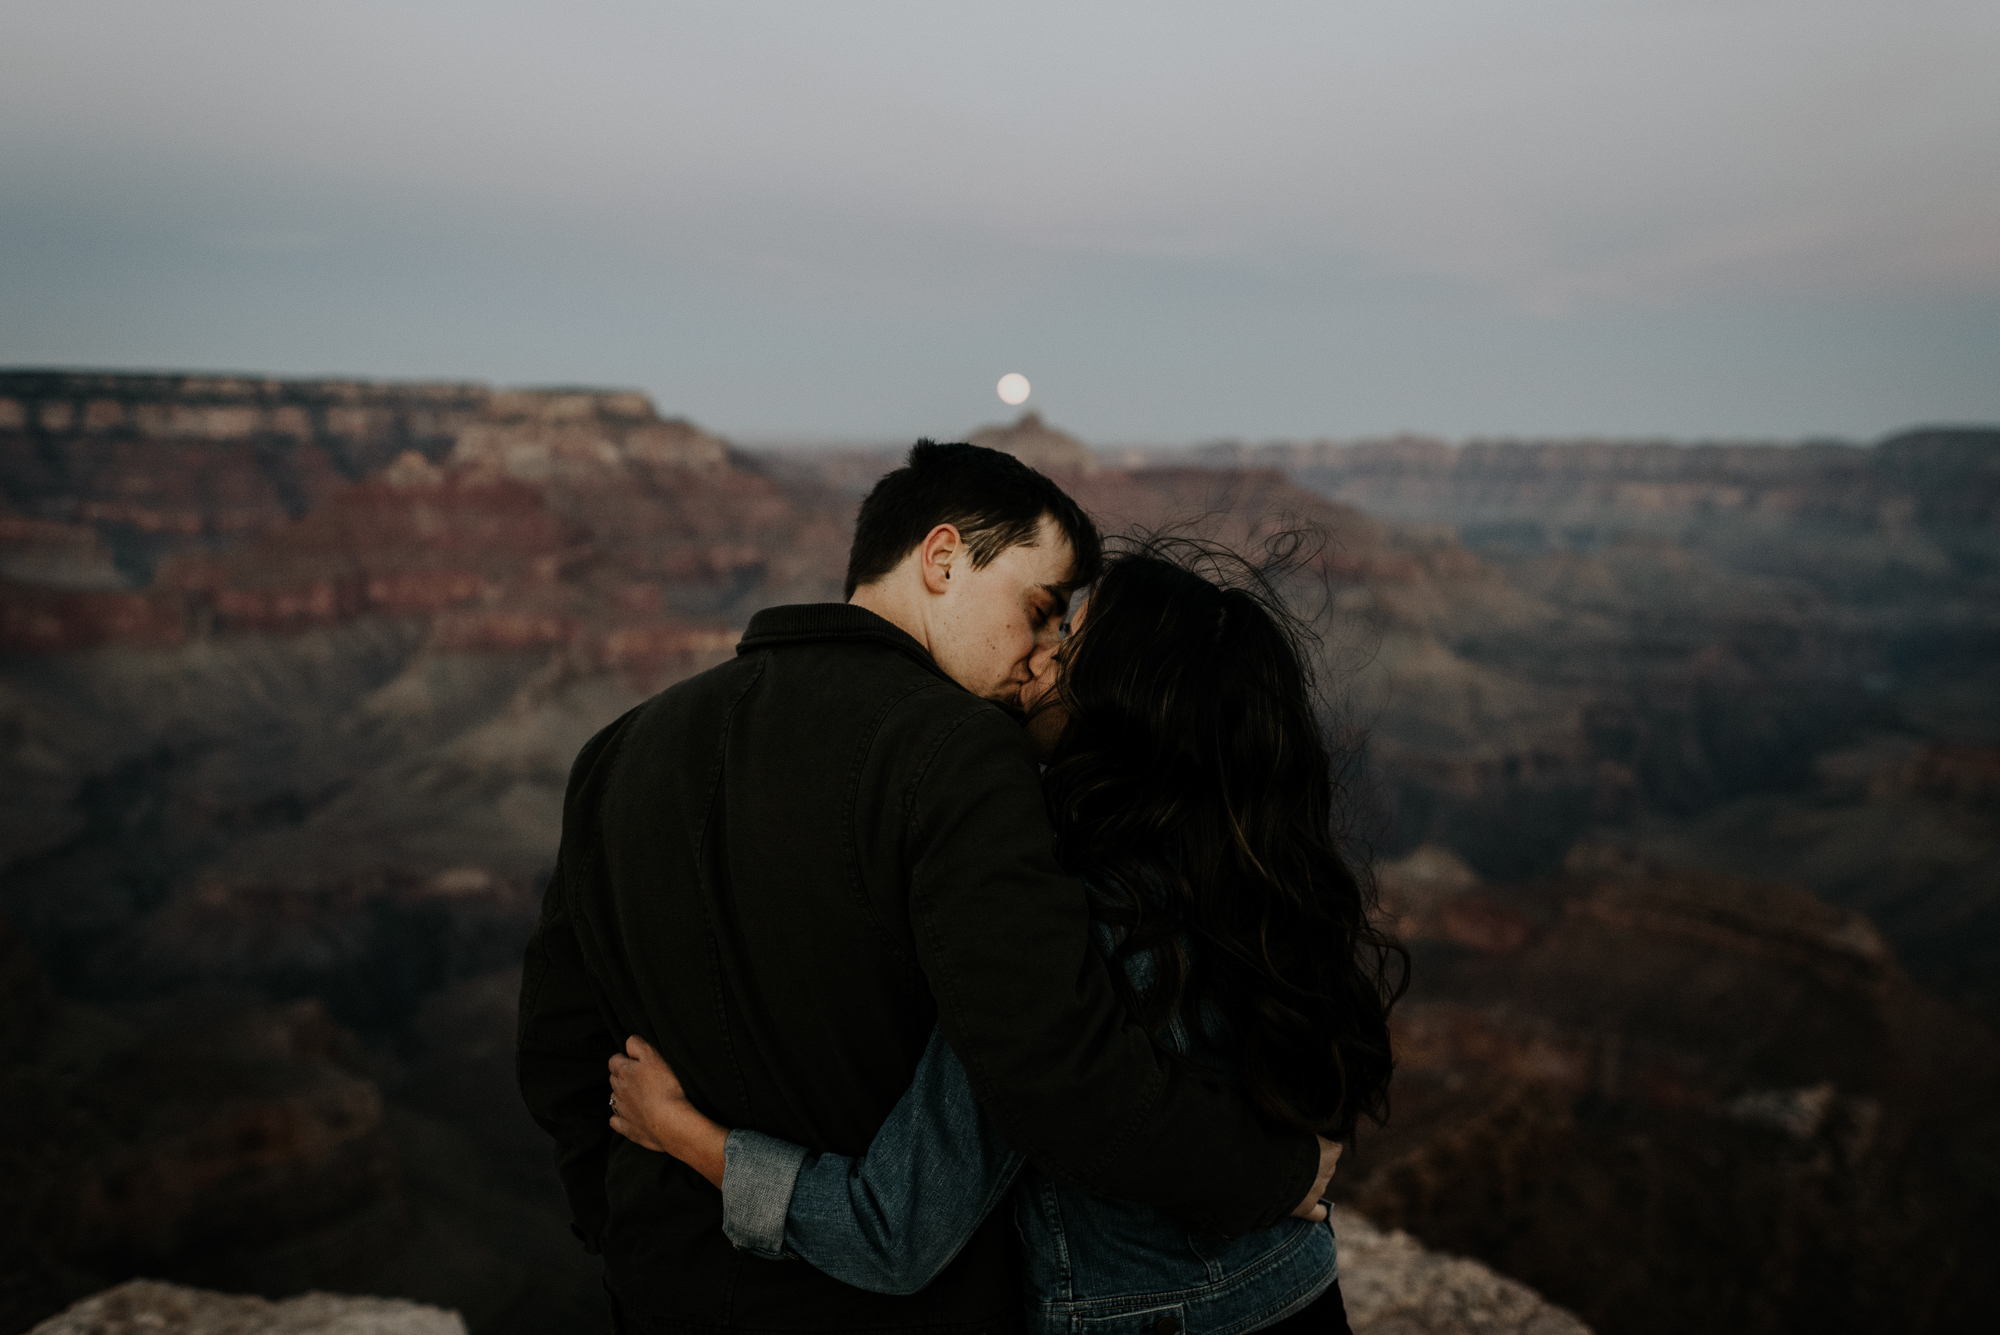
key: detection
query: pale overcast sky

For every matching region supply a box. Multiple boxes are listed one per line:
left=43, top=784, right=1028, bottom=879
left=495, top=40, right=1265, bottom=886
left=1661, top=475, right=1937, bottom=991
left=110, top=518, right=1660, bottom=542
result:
left=2, top=1, right=1996, bottom=442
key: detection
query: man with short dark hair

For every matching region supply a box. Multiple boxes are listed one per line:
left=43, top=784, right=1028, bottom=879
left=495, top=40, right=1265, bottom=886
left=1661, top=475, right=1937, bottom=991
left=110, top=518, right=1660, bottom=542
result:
left=518, top=441, right=1331, bottom=1333
left=842, top=439, right=1102, bottom=602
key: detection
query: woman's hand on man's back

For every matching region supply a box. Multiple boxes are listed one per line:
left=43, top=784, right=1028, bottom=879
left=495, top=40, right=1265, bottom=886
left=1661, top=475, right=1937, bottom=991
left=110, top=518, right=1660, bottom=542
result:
left=609, top=1035, right=731, bottom=1189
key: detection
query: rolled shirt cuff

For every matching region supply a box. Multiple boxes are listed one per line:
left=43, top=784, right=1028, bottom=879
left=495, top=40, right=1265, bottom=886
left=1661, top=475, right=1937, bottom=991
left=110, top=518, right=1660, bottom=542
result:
left=721, top=1128, right=810, bottom=1259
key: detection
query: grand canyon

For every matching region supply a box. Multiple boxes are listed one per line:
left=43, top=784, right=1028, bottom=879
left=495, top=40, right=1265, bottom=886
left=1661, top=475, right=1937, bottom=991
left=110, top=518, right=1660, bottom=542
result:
left=3, top=372, right=1996, bottom=1334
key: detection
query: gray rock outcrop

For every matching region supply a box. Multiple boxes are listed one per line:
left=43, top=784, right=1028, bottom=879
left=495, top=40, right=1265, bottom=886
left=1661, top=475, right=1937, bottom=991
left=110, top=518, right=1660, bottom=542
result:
left=29, top=1280, right=465, bottom=1334
left=29, top=1225, right=1581, bottom=1335
left=1334, top=1209, right=1591, bottom=1335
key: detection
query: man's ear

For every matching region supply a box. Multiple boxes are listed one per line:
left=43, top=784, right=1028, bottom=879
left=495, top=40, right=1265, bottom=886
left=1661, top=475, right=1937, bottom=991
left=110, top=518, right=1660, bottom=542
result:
left=918, top=524, right=961, bottom=596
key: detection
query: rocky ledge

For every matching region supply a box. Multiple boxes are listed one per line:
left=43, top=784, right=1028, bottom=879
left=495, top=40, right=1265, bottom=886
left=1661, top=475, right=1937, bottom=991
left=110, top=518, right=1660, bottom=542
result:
left=28, top=1222, right=1584, bottom=1335
left=1334, top=1208, right=1591, bottom=1335
left=28, top=1280, right=464, bottom=1334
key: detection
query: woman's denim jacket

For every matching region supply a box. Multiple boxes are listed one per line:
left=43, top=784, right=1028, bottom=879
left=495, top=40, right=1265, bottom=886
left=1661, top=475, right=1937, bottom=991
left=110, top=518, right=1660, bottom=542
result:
left=719, top=924, right=1337, bottom=1335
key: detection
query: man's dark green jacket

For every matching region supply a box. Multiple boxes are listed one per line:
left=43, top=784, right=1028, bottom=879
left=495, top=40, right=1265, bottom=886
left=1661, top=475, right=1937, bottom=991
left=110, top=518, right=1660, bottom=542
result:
left=516, top=603, right=1316, bottom=1332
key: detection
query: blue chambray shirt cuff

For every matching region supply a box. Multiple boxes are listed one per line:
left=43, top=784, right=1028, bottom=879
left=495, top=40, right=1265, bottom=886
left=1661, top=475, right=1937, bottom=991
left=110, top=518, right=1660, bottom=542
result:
left=721, top=1129, right=809, bottom=1259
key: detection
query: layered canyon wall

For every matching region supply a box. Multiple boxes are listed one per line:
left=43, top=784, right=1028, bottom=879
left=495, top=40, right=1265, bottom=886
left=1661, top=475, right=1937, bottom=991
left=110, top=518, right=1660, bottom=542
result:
left=1200, top=429, right=2000, bottom=533
left=1190, top=427, right=2000, bottom=1029
left=3, top=374, right=1997, bottom=1334
left=1, top=373, right=852, bottom=1331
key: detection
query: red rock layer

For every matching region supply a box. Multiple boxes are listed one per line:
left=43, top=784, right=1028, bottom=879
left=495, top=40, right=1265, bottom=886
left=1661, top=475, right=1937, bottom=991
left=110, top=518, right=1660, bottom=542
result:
left=0, top=372, right=730, bottom=600
left=0, top=375, right=822, bottom=677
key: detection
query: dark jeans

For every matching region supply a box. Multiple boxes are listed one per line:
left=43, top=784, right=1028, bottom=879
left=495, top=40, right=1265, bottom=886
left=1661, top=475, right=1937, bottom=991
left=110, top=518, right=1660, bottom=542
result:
left=611, top=1279, right=1347, bottom=1334
left=1257, top=1278, right=1354, bottom=1335
left=609, top=1286, right=1016, bottom=1335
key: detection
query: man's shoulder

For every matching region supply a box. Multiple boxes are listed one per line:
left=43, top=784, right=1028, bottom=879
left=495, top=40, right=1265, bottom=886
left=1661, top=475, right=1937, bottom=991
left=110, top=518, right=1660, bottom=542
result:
left=879, top=686, right=1017, bottom=746
left=607, top=631, right=973, bottom=739
left=870, top=692, right=1042, bottom=814
left=595, top=619, right=1030, bottom=784
left=739, top=628, right=1030, bottom=770
left=733, top=615, right=981, bottom=723
left=601, top=653, right=760, bottom=740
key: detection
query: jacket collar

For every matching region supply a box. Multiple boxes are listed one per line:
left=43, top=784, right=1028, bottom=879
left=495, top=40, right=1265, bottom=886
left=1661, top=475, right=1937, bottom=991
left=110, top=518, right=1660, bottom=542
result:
left=737, top=603, right=952, bottom=683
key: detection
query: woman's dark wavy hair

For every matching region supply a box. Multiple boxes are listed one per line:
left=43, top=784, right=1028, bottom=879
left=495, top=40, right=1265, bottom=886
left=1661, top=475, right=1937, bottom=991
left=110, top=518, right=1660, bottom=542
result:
left=1037, top=533, right=1408, bottom=1139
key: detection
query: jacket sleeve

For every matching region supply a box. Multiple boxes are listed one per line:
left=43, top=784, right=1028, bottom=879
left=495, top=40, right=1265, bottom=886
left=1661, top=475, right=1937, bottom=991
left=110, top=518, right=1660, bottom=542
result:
left=718, top=1025, right=1024, bottom=1293
left=516, top=855, right=621, bottom=1252
left=906, top=706, right=1317, bottom=1236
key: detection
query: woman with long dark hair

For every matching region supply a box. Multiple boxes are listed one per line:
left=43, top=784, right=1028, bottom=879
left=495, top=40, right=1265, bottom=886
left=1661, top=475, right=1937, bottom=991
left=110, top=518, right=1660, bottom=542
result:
left=609, top=537, right=1407, bottom=1333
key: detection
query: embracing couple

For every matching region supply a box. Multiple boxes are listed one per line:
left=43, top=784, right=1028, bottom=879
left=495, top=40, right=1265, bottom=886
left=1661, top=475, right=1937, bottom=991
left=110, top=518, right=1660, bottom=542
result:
left=517, top=441, right=1404, bottom=1335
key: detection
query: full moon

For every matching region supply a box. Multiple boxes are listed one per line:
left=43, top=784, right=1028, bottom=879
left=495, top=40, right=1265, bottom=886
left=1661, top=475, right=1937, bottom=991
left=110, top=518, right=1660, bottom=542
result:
left=996, top=373, right=1031, bottom=406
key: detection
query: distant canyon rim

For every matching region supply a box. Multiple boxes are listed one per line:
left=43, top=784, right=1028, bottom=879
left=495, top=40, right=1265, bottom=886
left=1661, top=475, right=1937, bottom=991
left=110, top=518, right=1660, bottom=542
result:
left=2, top=371, right=1996, bottom=1335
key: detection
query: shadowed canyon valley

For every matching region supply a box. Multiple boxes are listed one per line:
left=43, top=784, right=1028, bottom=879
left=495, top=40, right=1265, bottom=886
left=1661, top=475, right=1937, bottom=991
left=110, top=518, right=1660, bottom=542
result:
left=2, top=372, right=1997, bottom=1334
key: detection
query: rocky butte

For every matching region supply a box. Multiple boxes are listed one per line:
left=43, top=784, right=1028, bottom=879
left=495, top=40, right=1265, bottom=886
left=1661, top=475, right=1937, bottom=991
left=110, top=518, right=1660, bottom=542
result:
left=968, top=410, right=1100, bottom=474
left=3, top=372, right=1997, bottom=1333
